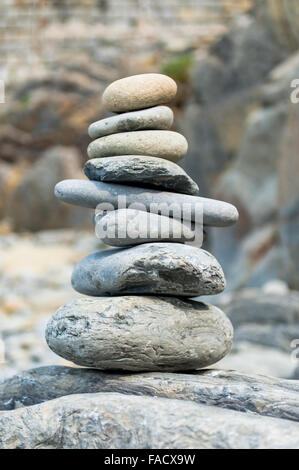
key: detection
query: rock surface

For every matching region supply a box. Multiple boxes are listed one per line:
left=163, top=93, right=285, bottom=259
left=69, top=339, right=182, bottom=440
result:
left=71, top=244, right=226, bottom=296
left=217, top=341, right=296, bottom=379
left=88, top=106, right=173, bottom=139
left=84, top=155, right=199, bottom=195
left=221, top=289, right=299, bottom=327
left=102, top=73, right=177, bottom=112
left=8, top=147, right=93, bottom=232
left=46, top=297, right=232, bottom=371
left=2, top=366, right=299, bottom=423
left=95, top=209, right=195, bottom=246
left=1, top=391, right=299, bottom=449
left=55, top=179, right=239, bottom=227
left=87, top=130, right=188, bottom=162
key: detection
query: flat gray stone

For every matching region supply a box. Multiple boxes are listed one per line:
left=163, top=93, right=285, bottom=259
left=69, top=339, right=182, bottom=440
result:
left=1, top=392, right=299, bottom=449
left=46, top=297, right=232, bottom=371
left=55, top=179, right=239, bottom=227
left=2, top=366, right=299, bottom=423
left=84, top=155, right=199, bottom=195
left=102, top=73, right=177, bottom=112
left=88, top=106, right=174, bottom=139
left=95, top=209, right=195, bottom=246
left=71, top=244, right=226, bottom=296
left=87, top=131, right=188, bottom=162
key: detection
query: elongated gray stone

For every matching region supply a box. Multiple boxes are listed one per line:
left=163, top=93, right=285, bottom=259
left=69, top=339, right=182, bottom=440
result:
left=54, top=179, right=239, bottom=227
left=1, top=392, right=299, bottom=449
left=46, top=297, right=232, bottom=371
left=2, top=366, right=299, bottom=424
left=95, top=209, right=195, bottom=246
left=102, top=73, right=177, bottom=112
left=71, top=244, right=225, bottom=296
left=84, top=155, right=199, bottom=195
left=88, top=106, right=174, bottom=139
left=87, top=131, right=188, bottom=162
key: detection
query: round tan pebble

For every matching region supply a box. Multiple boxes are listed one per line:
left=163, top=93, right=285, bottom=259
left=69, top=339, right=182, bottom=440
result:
left=87, top=130, right=188, bottom=162
left=102, top=73, right=177, bottom=113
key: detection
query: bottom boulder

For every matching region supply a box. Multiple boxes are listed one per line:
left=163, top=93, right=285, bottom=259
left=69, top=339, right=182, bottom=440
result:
left=45, top=296, right=233, bottom=371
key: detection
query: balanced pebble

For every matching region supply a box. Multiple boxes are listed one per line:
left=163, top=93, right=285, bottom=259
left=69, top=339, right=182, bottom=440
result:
left=71, top=243, right=226, bottom=297
left=88, top=106, right=174, bottom=139
left=102, top=73, right=177, bottom=113
left=84, top=155, right=199, bottom=195
left=55, top=179, right=239, bottom=227
left=95, top=208, right=195, bottom=246
left=46, top=297, right=233, bottom=371
left=87, top=131, right=188, bottom=163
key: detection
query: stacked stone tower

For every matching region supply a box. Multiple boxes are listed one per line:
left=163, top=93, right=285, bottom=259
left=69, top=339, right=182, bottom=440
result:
left=46, top=73, right=238, bottom=372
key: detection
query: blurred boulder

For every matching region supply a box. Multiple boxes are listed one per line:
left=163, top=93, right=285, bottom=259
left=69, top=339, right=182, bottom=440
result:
left=221, top=288, right=299, bottom=327
left=7, top=146, right=93, bottom=232
left=208, top=51, right=299, bottom=289
left=0, top=61, right=117, bottom=164
left=255, top=0, right=299, bottom=51
left=218, top=286, right=299, bottom=360
left=179, top=16, right=285, bottom=196
left=217, top=103, right=288, bottom=231
left=0, top=163, right=13, bottom=219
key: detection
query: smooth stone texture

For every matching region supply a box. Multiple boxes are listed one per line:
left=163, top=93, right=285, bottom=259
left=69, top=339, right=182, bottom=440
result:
left=95, top=209, right=195, bottom=246
left=88, top=106, right=174, bottom=139
left=84, top=155, right=199, bottom=195
left=71, top=245, right=226, bottom=296
left=55, top=180, right=239, bottom=227
left=1, top=392, right=299, bottom=449
left=46, top=297, right=232, bottom=371
left=87, top=131, right=188, bottom=163
left=2, top=366, right=299, bottom=423
left=102, top=73, right=177, bottom=113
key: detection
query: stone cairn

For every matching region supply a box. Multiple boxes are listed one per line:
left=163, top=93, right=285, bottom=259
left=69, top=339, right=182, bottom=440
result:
left=46, top=73, right=238, bottom=372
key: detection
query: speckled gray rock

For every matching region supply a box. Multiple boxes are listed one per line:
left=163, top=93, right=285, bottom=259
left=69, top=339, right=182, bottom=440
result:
left=88, top=106, right=174, bottom=139
left=1, top=392, right=299, bottom=449
left=84, top=155, right=199, bottom=195
left=102, top=73, right=177, bottom=113
left=55, top=179, right=239, bottom=227
left=87, top=131, right=188, bottom=162
left=95, top=209, right=195, bottom=246
left=46, top=297, right=232, bottom=371
left=71, top=244, right=225, bottom=296
left=2, top=366, right=299, bottom=424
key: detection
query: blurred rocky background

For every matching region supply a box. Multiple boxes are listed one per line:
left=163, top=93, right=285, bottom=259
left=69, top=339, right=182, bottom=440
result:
left=1, top=0, right=299, bottom=380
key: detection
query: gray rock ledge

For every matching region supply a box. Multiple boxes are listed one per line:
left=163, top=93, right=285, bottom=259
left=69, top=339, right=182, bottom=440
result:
left=1, top=366, right=299, bottom=423
left=1, top=391, right=299, bottom=448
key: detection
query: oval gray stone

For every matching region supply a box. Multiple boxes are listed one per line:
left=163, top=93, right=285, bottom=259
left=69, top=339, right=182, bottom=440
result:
left=102, top=73, right=177, bottom=112
left=88, top=106, right=174, bottom=139
left=95, top=209, right=195, bottom=246
left=55, top=179, right=239, bottom=227
left=46, top=296, right=233, bottom=371
left=71, top=243, right=226, bottom=296
left=87, top=131, right=188, bottom=163
left=84, top=155, right=199, bottom=195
